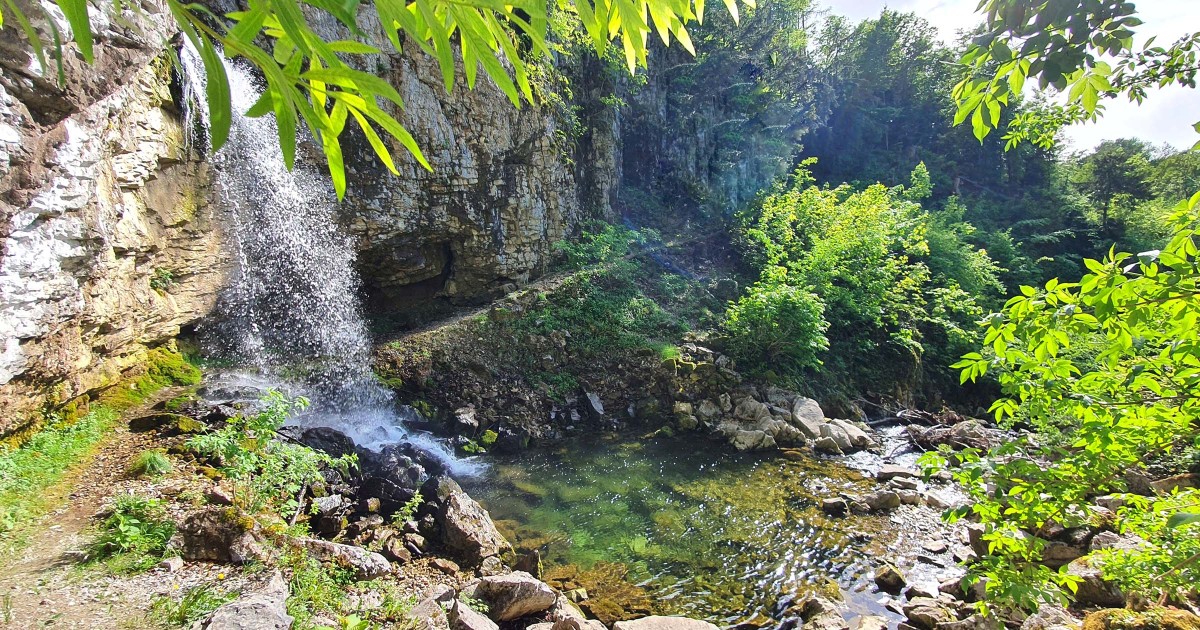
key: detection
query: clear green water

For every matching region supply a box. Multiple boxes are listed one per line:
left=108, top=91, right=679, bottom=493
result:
left=465, top=434, right=900, bottom=627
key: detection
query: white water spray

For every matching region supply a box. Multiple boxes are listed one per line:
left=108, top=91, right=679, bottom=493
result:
left=179, top=42, right=477, bottom=474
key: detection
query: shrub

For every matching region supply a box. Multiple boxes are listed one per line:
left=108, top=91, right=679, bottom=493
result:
left=721, top=272, right=828, bottom=373
left=187, top=391, right=356, bottom=515
left=129, top=449, right=173, bottom=478
left=87, top=494, right=175, bottom=573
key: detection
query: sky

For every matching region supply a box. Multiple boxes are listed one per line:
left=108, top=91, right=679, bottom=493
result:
left=820, top=0, right=1200, bottom=153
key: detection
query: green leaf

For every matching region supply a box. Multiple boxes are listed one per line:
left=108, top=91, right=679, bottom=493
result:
left=55, top=0, right=93, bottom=62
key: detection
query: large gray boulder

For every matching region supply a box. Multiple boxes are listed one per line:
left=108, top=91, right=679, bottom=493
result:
left=828, top=419, right=875, bottom=449
left=178, top=508, right=269, bottom=565
left=195, top=570, right=292, bottom=630
left=409, top=597, right=451, bottom=630
left=459, top=571, right=557, bottom=621
left=819, top=423, right=854, bottom=452
left=612, top=617, right=721, bottom=630
left=791, top=398, right=826, bottom=439
left=450, top=599, right=499, bottom=630
left=299, top=538, right=391, bottom=580
left=428, top=477, right=513, bottom=564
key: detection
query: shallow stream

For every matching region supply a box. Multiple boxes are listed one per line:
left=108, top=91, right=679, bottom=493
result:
left=465, top=433, right=942, bottom=627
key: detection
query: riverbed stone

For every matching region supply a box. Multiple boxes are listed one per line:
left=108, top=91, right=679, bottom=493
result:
left=877, top=465, right=919, bottom=481
left=450, top=599, right=499, bottom=630
left=820, top=423, right=854, bottom=452
left=196, top=570, right=292, bottom=630
left=828, top=418, right=874, bottom=449
left=612, top=616, right=721, bottom=630
left=790, top=398, right=826, bottom=438
left=458, top=571, right=556, bottom=621
left=902, top=598, right=956, bottom=630
left=865, top=491, right=902, bottom=512
left=850, top=616, right=889, bottom=630
left=299, top=538, right=391, bottom=580
left=428, top=477, right=512, bottom=564
left=875, top=564, right=906, bottom=591
left=814, top=436, right=844, bottom=455
left=410, top=597, right=451, bottom=630
left=822, top=498, right=849, bottom=517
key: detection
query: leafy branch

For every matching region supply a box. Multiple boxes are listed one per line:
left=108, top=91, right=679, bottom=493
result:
left=1, top=0, right=753, bottom=198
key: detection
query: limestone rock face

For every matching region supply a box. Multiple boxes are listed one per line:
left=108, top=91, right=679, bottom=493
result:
left=0, top=3, right=228, bottom=435
left=336, top=34, right=618, bottom=310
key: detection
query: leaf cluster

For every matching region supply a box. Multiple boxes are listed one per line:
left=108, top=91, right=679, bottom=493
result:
left=930, top=192, right=1200, bottom=613
left=186, top=391, right=356, bottom=515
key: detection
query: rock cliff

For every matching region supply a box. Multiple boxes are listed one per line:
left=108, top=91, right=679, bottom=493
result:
left=0, top=2, right=227, bottom=435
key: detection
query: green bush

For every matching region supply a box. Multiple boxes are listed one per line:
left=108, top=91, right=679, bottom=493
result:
left=187, top=391, right=356, bottom=515
left=722, top=271, right=828, bottom=372
left=87, top=494, right=176, bottom=573
left=727, top=162, right=1000, bottom=393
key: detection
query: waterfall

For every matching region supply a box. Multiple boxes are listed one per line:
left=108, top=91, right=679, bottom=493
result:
left=179, top=42, right=474, bottom=473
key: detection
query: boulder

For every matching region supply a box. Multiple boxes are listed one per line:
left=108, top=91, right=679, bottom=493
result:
left=822, top=498, right=849, bottom=517
left=901, top=598, right=956, bottom=630
left=734, top=398, right=772, bottom=423
left=865, top=491, right=901, bottom=512
left=1040, top=541, right=1084, bottom=569
left=814, top=436, right=844, bottom=455
left=409, top=597, right=451, bottom=630
left=612, top=617, right=721, bottom=630
left=459, top=571, right=556, bottom=621
left=828, top=419, right=874, bottom=449
left=1065, top=556, right=1124, bottom=608
left=795, top=595, right=849, bottom=630
left=531, top=620, right=607, bottom=630
left=299, top=427, right=357, bottom=459
left=731, top=430, right=775, bottom=451
left=1020, top=605, right=1076, bottom=630
left=696, top=400, right=722, bottom=423
left=936, top=614, right=1002, bottom=630
left=874, top=564, right=906, bottom=592
left=1081, top=608, right=1200, bottom=630
left=427, top=477, right=513, bottom=564
left=850, top=617, right=889, bottom=630
left=450, top=599, right=499, bottom=630
left=178, top=508, right=269, bottom=565
left=1149, top=473, right=1198, bottom=495
left=878, top=465, right=918, bottom=482
left=819, top=424, right=853, bottom=452
left=791, top=398, right=826, bottom=439
left=299, top=538, right=391, bottom=580
left=196, top=570, right=292, bottom=630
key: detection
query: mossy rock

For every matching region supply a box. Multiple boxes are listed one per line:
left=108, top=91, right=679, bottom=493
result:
left=128, top=413, right=207, bottom=435
left=1083, top=608, right=1200, bottom=630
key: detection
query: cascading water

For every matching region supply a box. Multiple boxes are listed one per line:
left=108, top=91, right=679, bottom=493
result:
left=179, top=42, right=475, bottom=474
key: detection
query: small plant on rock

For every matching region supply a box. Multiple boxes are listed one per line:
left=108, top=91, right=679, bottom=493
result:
left=129, top=449, right=173, bottom=478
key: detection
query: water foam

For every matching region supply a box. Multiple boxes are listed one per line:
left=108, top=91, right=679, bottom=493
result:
left=179, top=42, right=479, bottom=476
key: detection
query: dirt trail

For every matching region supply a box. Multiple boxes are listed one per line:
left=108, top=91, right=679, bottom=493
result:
left=0, top=391, right=187, bottom=629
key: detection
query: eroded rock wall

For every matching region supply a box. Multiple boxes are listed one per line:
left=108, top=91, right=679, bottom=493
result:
left=337, top=34, right=619, bottom=311
left=0, top=2, right=228, bottom=435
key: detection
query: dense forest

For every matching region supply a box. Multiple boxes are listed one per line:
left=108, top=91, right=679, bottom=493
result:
left=0, top=0, right=1197, bottom=629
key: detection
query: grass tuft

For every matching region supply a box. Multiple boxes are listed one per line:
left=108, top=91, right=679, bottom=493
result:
left=129, top=449, right=173, bottom=478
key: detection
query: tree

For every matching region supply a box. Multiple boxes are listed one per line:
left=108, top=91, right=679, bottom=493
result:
left=934, top=1, right=1200, bottom=614
left=950, top=0, right=1200, bottom=149
left=0, top=0, right=751, bottom=198
left=931, top=196, right=1200, bottom=613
